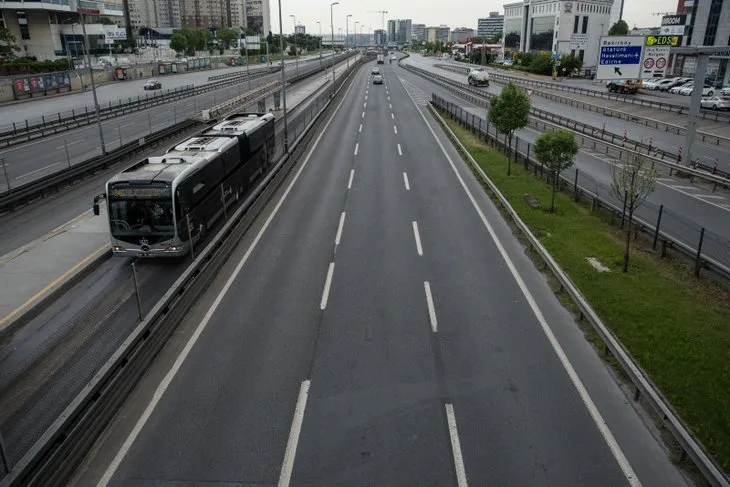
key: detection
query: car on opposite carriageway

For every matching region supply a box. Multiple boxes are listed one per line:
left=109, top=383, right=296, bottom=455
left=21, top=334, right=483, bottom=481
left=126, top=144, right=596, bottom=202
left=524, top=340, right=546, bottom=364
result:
left=144, top=79, right=162, bottom=90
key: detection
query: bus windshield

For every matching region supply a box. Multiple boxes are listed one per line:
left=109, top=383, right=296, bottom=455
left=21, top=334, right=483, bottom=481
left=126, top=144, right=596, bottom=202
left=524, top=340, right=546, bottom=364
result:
left=108, top=198, right=175, bottom=236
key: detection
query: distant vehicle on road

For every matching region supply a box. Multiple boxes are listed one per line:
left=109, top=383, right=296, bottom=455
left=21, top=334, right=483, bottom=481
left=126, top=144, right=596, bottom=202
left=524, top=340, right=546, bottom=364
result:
left=144, top=79, right=162, bottom=90
left=373, top=75, right=384, bottom=85
left=606, top=79, right=639, bottom=94
left=371, top=66, right=380, bottom=75
left=468, top=68, right=490, bottom=87
left=377, top=54, right=384, bottom=64
left=95, top=113, right=275, bottom=258
left=700, top=95, right=730, bottom=110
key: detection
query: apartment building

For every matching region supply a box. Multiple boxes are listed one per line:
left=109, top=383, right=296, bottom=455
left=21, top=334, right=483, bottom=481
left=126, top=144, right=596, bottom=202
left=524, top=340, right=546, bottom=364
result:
left=477, top=12, right=503, bottom=38
left=412, top=23, right=425, bottom=42
left=425, top=25, right=449, bottom=43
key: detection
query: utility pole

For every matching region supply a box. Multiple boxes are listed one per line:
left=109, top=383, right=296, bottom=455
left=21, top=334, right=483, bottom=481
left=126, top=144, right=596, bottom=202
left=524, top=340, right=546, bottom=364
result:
left=346, top=14, right=352, bottom=68
left=277, top=0, right=288, bottom=152
left=330, top=2, right=339, bottom=97
left=78, top=8, right=106, bottom=155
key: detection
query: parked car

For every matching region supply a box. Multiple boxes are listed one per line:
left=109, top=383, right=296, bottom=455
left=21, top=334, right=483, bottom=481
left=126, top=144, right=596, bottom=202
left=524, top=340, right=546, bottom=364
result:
left=144, top=79, right=162, bottom=90
left=678, top=84, right=714, bottom=96
left=654, top=78, right=678, bottom=91
left=642, top=78, right=664, bottom=90
left=700, top=95, right=730, bottom=110
left=721, top=86, right=730, bottom=96
left=669, top=81, right=693, bottom=94
left=373, top=74, right=384, bottom=85
left=667, top=78, right=693, bottom=92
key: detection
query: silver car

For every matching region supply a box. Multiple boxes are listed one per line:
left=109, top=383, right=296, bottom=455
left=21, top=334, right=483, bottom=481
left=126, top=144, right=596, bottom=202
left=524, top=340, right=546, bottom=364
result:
left=700, top=95, right=730, bottom=110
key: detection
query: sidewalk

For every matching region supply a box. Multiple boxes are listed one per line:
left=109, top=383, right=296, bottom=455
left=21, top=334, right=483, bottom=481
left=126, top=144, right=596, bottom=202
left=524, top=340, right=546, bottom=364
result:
left=0, top=55, right=360, bottom=339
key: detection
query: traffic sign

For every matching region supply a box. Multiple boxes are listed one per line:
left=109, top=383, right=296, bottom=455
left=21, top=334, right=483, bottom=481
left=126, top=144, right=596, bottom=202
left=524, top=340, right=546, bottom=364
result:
left=645, top=35, right=681, bottom=46
left=642, top=45, right=671, bottom=78
left=596, top=36, right=644, bottom=80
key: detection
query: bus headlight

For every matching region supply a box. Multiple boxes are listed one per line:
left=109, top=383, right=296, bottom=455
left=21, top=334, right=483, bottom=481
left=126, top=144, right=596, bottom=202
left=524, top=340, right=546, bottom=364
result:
left=165, top=245, right=183, bottom=252
left=113, top=245, right=125, bottom=252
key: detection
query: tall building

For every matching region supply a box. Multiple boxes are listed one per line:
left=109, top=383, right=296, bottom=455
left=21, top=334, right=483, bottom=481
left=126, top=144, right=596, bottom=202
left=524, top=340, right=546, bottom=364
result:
left=130, top=0, right=182, bottom=28
left=609, top=0, right=624, bottom=28
left=244, top=0, right=270, bottom=35
left=374, top=28, right=386, bottom=45
left=425, top=25, right=449, bottom=43
left=503, top=0, right=612, bottom=68
left=387, top=18, right=412, bottom=44
left=295, top=24, right=305, bottom=34
left=451, top=27, right=475, bottom=43
left=412, top=23, right=425, bottom=42
left=229, top=0, right=245, bottom=28
left=181, top=0, right=227, bottom=27
left=477, top=12, right=504, bottom=38
left=673, top=0, right=730, bottom=82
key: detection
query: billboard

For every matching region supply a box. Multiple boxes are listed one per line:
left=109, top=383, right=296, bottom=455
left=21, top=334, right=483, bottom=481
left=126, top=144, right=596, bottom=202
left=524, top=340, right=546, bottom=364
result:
left=104, top=27, right=127, bottom=41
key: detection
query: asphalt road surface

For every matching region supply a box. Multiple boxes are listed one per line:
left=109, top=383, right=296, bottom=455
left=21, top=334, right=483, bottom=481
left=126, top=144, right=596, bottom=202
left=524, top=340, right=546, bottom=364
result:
left=0, top=55, right=344, bottom=191
left=71, top=58, right=690, bottom=487
left=0, top=52, right=329, bottom=128
left=405, top=55, right=730, bottom=174
left=395, top=65, right=730, bottom=268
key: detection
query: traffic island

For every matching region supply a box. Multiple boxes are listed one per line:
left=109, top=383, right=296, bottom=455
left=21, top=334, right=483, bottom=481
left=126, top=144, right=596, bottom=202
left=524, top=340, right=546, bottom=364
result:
left=433, top=107, right=730, bottom=478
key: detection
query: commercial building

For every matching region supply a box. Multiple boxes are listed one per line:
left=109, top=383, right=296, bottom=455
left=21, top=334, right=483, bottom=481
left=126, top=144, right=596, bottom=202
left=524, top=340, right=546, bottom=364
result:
left=374, top=28, right=386, bottom=45
left=425, top=25, right=450, bottom=44
left=387, top=18, right=412, bottom=44
left=412, top=23, right=425, bottom=42
left=0, top=2, right=124, bottom=60
left=451, top=27, right=475, bottom=43
left=502, top=0, right=612, bottom=69
left=477, top=12, right=504, bottom=38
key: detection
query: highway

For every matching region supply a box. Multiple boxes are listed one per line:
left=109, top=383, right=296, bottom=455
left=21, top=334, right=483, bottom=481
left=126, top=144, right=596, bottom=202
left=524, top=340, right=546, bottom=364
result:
left=0, top=57, right=355, bottom=468
left=0, top=53, right=329, bottom=128
left=395, top=63, right=730, bottom=267
left=406, top=55, right=730, bottom=173
left=0, top=55, right=341, bottom=191
left=72, top=58, right=689, bottom=486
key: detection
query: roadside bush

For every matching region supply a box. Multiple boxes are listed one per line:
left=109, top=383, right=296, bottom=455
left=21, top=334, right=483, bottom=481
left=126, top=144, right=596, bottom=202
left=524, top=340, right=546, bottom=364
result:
left=0, top=58, right=71, bottom=76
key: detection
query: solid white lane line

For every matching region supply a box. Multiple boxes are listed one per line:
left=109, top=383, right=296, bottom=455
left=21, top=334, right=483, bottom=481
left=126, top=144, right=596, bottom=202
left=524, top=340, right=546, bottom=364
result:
left=412, top=221, right=423, bottom=256
left=404, top=83, right=641, bottom=487
left=403, top=172, right=410, bottom=190
left=120, top=121, right=135, bottom=128
left=354, top=142, right=359, bottom=155
left=445, top=404, right=468, bottom=487
left=97, top=68, right=359, bottom=487
left=320, top=262, right=335, bottom=310
left=391, top=113, right=395, bottom=119
left=424, top=281, right=437, bottom=332
left=335, top=212, right=346, bottom=246
left=348, top=169, right=354, bottom=189
left=359, top=123, right=362, bottom=133
left=393, top=125, right=398, bottom=134
left=278, top=380, right=311, bottom=487
left=16, top=161, right=62, bottom=179
left=397, top=144, right=403, bottom=156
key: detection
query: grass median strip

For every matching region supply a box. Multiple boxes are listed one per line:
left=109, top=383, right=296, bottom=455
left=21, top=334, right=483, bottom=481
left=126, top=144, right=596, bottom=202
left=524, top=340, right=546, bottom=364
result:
left=439, top=111, right=730, bottom=474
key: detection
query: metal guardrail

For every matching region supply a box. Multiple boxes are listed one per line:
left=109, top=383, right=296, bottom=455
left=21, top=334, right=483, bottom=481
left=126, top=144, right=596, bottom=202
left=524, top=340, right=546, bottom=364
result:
left=404, top=64, right=730, bottom=187
left=435, top=62, right=730, bottom=123
left=0, top=68, right=274, bottom=148
left=207, top=65, right=279, bottom=81
left=0, top=54, right=356, bottom=214
left=428, top=99, right=730, bottom=487
left=434, top=62, right=730, bottom=150
left=0, top=56, right=366, bottom=487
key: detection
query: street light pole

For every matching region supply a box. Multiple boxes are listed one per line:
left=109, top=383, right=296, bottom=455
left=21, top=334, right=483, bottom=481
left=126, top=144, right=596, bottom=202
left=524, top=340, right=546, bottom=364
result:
left=317, top=21, right=322, bottom=64
left=355, top=21, right=359, bottom=49
left=330, top=2, right=339, bottom=98
left=278, top=0, right=289, bottom=152
left=346, top=14, right=352, bottom=68
left=290, top=14, right=299, bottom=76
left=78, top=9, right=106, bottom=154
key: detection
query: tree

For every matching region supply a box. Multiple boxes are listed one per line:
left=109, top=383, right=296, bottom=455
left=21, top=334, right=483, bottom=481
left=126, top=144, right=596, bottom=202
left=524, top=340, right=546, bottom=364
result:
left=169, top=32, right=187, bottom=55
left=487, top=82, right=531, bottom=175
left=610, top=150, right=657, bottom=273
left=216, top=28, right=237, bottom=49
left=245, top=27, right=256, bottom=36
left=529, top=51, right=553, bottom=74
left=534, top=130, right=580, bottom=212
left=0, top=28, right=21, bottom=60
left=98, top=16, right=117, bottom=25
left=559, top=54, right=583, bottom=76
left=608, top=20, right=629, bottom=36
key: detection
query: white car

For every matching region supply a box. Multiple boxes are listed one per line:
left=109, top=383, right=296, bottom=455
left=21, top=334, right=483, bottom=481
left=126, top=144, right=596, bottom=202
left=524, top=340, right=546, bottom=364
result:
left=700, top=96, right=730, bottom=110
left=679, top=84, right=714, bottom=96
left=669, top=82, right=692, bottom=94
left=642, top=79, right=664, bottom=90
left=721, top=86, right=730, bottom=96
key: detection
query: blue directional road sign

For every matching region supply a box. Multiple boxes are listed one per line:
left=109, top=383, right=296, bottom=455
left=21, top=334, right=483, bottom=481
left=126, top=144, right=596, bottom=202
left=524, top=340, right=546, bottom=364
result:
left=595, top=36, right=644, bottom=80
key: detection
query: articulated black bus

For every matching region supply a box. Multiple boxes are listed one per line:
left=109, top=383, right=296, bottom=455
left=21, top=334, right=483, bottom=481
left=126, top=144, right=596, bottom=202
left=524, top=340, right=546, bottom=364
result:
left=97, top=113, right=276, bottom=257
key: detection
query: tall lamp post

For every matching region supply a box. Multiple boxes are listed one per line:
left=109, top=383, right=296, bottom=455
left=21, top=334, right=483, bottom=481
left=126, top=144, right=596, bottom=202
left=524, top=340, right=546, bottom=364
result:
left=277, top=0, right=289, bottom=152
left=354, top=21, right=359, bottom=49
left=346, top=14, right=352, bottom=68
left=316, top=21, right=322, bottom=64
left=330, top=2, right=339, bottom=98
left=78, top=8, right=106, bottom=154
left=289, top=14, right=299, bottom=76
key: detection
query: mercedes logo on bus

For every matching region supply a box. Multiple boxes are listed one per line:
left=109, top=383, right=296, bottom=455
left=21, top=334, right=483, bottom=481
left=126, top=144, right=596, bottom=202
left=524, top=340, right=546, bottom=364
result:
left=139, top=238, right=150, bottom=252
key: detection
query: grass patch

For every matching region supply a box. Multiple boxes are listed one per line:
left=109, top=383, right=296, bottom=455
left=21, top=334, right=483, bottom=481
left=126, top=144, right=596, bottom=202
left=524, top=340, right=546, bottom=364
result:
left=440, top=112, right=730, bottom=474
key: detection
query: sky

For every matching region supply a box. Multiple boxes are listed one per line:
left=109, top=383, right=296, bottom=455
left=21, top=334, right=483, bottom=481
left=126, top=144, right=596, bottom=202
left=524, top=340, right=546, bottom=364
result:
left=271, top=0, right=678, bottom=35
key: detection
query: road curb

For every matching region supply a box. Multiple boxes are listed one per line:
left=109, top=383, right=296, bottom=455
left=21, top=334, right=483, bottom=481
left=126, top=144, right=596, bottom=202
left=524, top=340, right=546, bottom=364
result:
left=0, top=247, right=111, bottom=345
